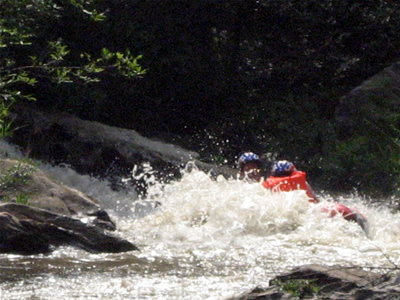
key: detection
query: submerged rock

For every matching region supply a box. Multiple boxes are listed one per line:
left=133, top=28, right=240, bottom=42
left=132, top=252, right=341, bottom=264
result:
left=232, top=264, right=400, bottom=300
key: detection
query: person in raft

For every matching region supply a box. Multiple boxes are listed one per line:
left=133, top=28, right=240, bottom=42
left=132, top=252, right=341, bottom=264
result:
left=238, top=153, right=318, bottom=202
left=237, top=152, right=369, bottom=234
left=237, top=152, right=264, bottom=183
left=262, top=160, right=319, bottom=203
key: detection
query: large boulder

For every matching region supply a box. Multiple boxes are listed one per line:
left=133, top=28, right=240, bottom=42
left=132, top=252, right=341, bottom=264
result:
left=232, top=264, right=400, bottom=300
left=0, top=158, right=139, bottom=254
left=8, top=105, right=237, bottom=191
left=0, top=203, right=138, bottom=255
left=0, top=158, right=115, bottom=230
left=333, top=62, right=400, bottom=197
left=336, top=62, right=400, bottom=141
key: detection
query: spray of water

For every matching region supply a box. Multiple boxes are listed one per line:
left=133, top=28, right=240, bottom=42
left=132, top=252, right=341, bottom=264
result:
left=120, top=165, right=400, bottom=268
left=2, top=139, right=400, bottom=299
left=2, top=138, right=400, bottom=259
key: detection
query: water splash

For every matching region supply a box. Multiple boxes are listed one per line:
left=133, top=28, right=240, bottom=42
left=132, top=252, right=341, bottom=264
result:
left=0, top=139, right=24, bottom=159
left=0, top=139, right=138, bottom=214
left=2, top=139, right=400, bottom=299
left=133, top=171, right=347, bottom=234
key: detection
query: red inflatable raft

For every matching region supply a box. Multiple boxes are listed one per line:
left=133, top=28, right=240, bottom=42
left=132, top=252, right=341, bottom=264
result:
left=321, top=202, right=369, bottom=236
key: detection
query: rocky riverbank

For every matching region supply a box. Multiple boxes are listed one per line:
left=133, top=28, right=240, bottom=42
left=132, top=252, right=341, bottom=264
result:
left=0, top=158, right=138, bottom=254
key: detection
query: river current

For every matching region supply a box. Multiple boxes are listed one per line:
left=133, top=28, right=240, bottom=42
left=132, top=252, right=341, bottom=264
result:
left=1, top=140, right=400, bottom=299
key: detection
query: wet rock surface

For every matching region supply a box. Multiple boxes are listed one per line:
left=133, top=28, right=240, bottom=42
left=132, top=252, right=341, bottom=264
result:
left=0, top=203, right=138, bottom=255
left=0, top=158, right=138, bottom=254
left=8, top=105, right=237, bottom=191
left=232, top=264, right=400, bottom=300
left=0, top=158, right=115, bottom=229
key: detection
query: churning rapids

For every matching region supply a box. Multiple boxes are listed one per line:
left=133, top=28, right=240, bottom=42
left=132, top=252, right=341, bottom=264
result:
left=1, top=140, right=400, bottom=300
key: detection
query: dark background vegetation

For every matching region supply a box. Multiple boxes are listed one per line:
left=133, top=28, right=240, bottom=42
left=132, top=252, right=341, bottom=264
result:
left=3, top=0, right=400, bottom=198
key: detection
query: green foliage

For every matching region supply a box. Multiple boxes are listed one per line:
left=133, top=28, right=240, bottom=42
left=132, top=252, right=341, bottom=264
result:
left=69, top=0, right=107, bottom=21
left=0, top=102, right=13, bottom=138
left=329, top=127, right=400, bottom=197
left=0, top=0, right=145, bottom=137
left=15, top=194, right=29, bottom=205
left=324, top=70, right=400, bottom=196
left=2, top=0, right=400, bottom=196
left=0, top=160, right=40, bottom=205
left=273, top=278, right=321, bottom=299
left=2, top=194, right=30, bottom=206
left=15, top=194, right=30, bottom=205
left=0, top=117, right=18, bottom=139
left=0, top=162, right=36, bottom=192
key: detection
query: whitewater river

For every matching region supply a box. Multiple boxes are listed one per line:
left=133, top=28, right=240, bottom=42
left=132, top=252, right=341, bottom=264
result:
left=1, top=141, right=400, bottom=299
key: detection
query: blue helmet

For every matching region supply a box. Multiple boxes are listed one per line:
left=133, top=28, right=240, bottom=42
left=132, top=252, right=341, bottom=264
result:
left=237, top=152, right=260, bottom=168
left=271, top=160, right=296, bottom=176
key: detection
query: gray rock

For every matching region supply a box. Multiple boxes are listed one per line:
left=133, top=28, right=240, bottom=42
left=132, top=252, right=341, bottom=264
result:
left=0, top=158, right=115, bottom=230
left=8, top=106, right=237, bottom=185
left=336, top=62, right=400, bottom=140
left=232, top=264, right=400, bottom=300
left=0, top=203, right=139, bottom=255
left=0, top=158, right=139, bottom=254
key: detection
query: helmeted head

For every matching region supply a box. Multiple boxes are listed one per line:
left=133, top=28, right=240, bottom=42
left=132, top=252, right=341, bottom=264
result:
left=237, top=152, right=261, bottom=169
left=271, top=160, right=296, bottom=177
left=237, top=152, right=262, bottom=182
